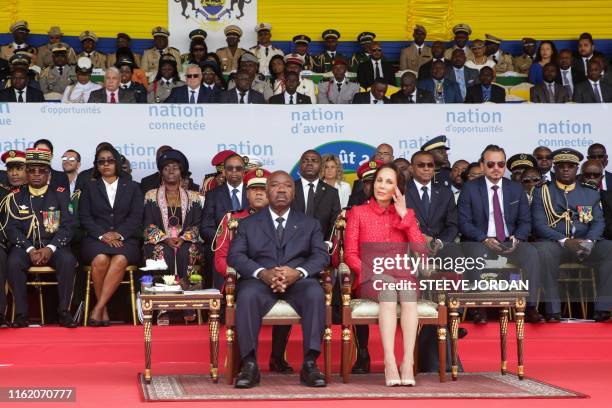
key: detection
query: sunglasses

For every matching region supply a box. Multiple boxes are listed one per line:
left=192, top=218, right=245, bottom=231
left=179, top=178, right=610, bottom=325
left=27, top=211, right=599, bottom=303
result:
left=582, top=172, right=603, bottom=179
left=535, top=155, right=552, bottom=160
left=415, top=162, right=435, bottom=168
left=522, top=177, right=541, bottom=183
left=486, top=161, right=506, bottom=169
left=61, top=156, right=78, bottom=162
left=588, top=154, right=608, bottom=160
left=97, top=158, right=116, bottom=166
left=371, top=48, right=382, bottom=52
left=225, top=165, right=244, bottom=172
left=26, top=167, right=49, bottom=175
left=185, top=74, right=201, bottom=79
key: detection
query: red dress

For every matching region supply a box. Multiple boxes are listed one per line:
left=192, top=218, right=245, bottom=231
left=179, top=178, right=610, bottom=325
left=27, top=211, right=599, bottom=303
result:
left=344, top=199, right=427, bottom=299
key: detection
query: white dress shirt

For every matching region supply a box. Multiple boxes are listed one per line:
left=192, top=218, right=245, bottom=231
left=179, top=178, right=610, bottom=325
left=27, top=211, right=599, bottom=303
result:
left=14, top=87, right=26, bottom=102
left=485, top=177, right=509, bottom=238
left=560, top=68, right=573, bottom=89
left=542, top=170, right=553, bottom=183
left=284, top=91, right=298, bottom=104
left=227, top=182, right=244, bottom=207
left=413, top=179, right=432, bottom=200
left=104, top=178, right=119, bottom=208
left=235, top=88, right=250, bottom=103
left=187, top=86, right=200, bottom=103
left=105, top=89, right=119, bottom=103
left=300, top=177, right=319, bottom=210
left=371, top=58, right=383, bottom=77
left=369, top=92, right=383, bottom=104
left=335, top=181, right=351, bottom=208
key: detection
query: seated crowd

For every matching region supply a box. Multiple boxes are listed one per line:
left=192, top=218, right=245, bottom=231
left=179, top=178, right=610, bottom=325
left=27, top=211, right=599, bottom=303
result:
left=1, top=136, right=612, bottom=389
left=0, top=22, right=611, bottom=104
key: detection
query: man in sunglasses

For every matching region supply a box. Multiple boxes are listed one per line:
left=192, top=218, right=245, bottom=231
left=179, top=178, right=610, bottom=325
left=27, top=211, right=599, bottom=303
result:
left=165, top=64, right=217, bottom=103
left=587, top=143, right=612, bottom=190
left=421, top=135, right=452, bottom=188
left=61, top=150, right=81, bottom=196
left=532, top=148, right=612, bottom=323
left=458, top=144, right=545, bottom=324
left=4, top=148, right=77, bottom=328
left=533, top=146, right=554, bottom=183
left=356, top=42, right=394, bottom=89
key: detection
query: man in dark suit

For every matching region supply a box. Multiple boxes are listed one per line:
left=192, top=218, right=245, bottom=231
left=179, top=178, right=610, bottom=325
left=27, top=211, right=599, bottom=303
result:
left=87, top=67, right=136, bottom=103
left=229, top=171, right=329, bottom=388
left=352, top=79, right=389, bottom=104
left=268, top=71, right=312, bottom=104
left=573, top=59, right=612, bottom=103
left=465, top=66, right=505, bottom=103
left=390, top=72, right=435, bottom=103
left=0, top=67, right=44, bottom=102
left=418, top=41, right=451, bottom=80
left=32, top=139, right=69, bottom=194
left=445, top=48, right=479, bottom=101
left=587, top=143, right=612, bottom=191
left=556, top=49, right=583, bottom=97
left=218, top=70, right=265, bottom=104
left=356, top=41, right=394, bottom=89
left=116, top=58, right=147, bottom=103
left=531, top=63, right=571, bottom=103
left=457, top=144, right=544, bottom=324
left=165, top=64, right=218, bottom=103
left=571, top=32, right=604, bottom=80
left=418, top=60, right=463, bottom=103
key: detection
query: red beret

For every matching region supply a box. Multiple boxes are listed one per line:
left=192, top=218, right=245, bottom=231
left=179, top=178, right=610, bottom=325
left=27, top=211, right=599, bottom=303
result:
left=211, top=149, right=237, bottom=171
left=1, top=150, right=26, bottom=165
left=244, top=168, right=271, bottom=188
left=357, top=160, right=384, bottom=180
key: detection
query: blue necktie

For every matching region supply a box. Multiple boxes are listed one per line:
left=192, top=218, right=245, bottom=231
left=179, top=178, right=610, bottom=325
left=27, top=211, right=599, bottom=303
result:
left=189, top=90, right=196, bottom=104
left=483, top=86, right=491, bottom=102
left=456, top=68, right=466, bottom=99
left=231, top=188, right=240, bottom=211
left=421, top=186, right=430, bottom=219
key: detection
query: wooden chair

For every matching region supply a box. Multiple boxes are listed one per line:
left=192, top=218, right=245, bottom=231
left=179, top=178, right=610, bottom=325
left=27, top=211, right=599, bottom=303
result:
left=224, top=216, right=334, bottom=385
left=83, top=265, right=139, bottom=326
left=334, top=210, right=448, bottom=383
left=558, top=263, right=597, bottom=319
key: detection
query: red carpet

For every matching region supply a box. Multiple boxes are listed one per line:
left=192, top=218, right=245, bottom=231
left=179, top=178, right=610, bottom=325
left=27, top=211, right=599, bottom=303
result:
left=0, top=322, right=610, bottom=407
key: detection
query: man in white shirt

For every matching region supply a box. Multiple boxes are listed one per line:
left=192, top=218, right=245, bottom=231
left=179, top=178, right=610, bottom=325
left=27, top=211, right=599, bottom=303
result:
left=61, top=150, right=81, bottom=195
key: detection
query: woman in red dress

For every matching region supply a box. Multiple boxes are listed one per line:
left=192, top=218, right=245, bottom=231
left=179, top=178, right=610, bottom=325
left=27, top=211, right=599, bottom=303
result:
left=344, top=163, right=427, bottom=386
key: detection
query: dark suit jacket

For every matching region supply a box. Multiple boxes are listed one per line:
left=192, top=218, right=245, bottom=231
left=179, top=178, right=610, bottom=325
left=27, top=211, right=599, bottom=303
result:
left=49, top=169, right=70, bottom=195
left=218, top=88, right=265, bottom=104
left=555, top=66, right=585, bottom=89
left=164, top=85, right=218, bottom=104
left=201, top=183, right=248, bottom=243
left=228, top=207, right=329, bottom=279
left=605, top=171, right=612, bottom=191
left=356, top=59, right=395, bottom=89
left=0, top=86, right=45, bottom=102
left=87, top=88, right=136, bottom=103
left=268, top=92, right=312, bottom=104
left=464, top=84, right=506, bottom=103
left=351, top=91, right=389, bottom=104
left=444, top=65, right=479, bottom=89
left=417, top=78, right=463, bottom=103
left=78, top=176, right=144, bottom=241
left=418, top=59, right=452, bottom=80
left=292, top=179, right=341, bottom=239
left=572, top=80, right=612, bottom=103
left=389, top=89, right=435, bottom=103
left=601, top=190, right=612, bottom=239
left=457, top=177, right=531, bottom=242
left=571, top=52, right=605, bottom=80
left=124, top=82, right=147, bottom=103
left=530, top=82, right=571, bottom=103
left=406, top=181, right=458, bottom=243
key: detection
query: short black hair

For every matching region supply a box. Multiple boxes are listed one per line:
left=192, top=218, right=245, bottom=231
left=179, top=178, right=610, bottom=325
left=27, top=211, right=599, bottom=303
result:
left=480, top=144, right=506, bottom=162
left=579, top=32, right=593, bottom=44
left=588, top=143, right=606, bottom=155
left=93, top=146, right=122, bottom=179
left=411, top=150, right=433, bottom=163
left=300, top=149, right=321, bottom=161
left=223, top=153, right=244, bottom=167
left=372, top=78, right=388, bottom=87
left=64, top=149, right=81, bottom=162
left=34, top=138, right=53, bottom=153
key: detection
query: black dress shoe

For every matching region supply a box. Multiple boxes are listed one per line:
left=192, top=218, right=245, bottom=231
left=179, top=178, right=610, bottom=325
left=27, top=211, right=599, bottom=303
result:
left=59, top=311, right=78, bottom=328
left=11, top=315, right=29, bottom=328
left=472, top=308, right=488, bottom=325
left=351, top=348, right=370, bottom=374
left=525, top=309, right=546, bottom=324
left=235, top=361, right=260, bottom=389
left=269, top=356, right=294, bottom=373
left=458, top=327, right=468, bottom=339
left=593, top=311, right=611, bottom=322
left=546, top=313, right=562, bottom=323
left=300, top=361, right=326, bottom=387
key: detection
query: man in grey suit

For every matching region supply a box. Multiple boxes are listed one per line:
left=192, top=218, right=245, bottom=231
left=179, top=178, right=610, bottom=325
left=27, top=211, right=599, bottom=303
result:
left=317, top=57, right=359, bottom=104
left=445, top=49, right=479, bottom=101
left=530, top=63, right=570, bottom=103
left=87, top=67, right=136, bottom=103
left=218, top=71, right=265, bottom=104
left=573, top=60, right=612, bottom=103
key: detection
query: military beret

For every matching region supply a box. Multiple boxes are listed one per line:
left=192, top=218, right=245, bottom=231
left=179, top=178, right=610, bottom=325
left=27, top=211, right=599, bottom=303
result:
left=357, top=160, right=384, bottom=180
left=293, top=34, right=311, bottom=45
left=552, top=148, right=584, bottom=165
left=522, top=37, right=537, bottom=46
left=244, top=168, right=270, bottom=189
left=284, top=53, right=304, bottom=66
left=240, top=52, right=259, bottom=64
left=157, top=149, right=189, bottom=174
left=225, top=25, right=243, bottom=38
left=76, top=56, right=93, bottom=73
left=255, top=22, right=272, bottom=33
left=414, top=24, right=427, bottom=34
left=1, top=150, right=26, bottom=166
left=48, top=26, right=63, bottom=36
left=421, top=135, right=450, bottom=152
left=79, top=31, right=98, bottom=42
left=152, top=26, right=170, bottom=37
left=10, top=21, right=29, bottom=33
left=322, top=29, right=340, bottom=40
left=357, top=32, right=376, bottom=44
left=51, top=43, right=68, bottom=53
left=452, top=24, right=472, bottom=35
left=189, top=29, right=207, bottom=41
left=485, top=34, right=502, bottom=44
left=507, top=153, right=537, bottom=171
left=25, top=148, right=52, bottom=167
left=211, top=150, right=237, bottom=171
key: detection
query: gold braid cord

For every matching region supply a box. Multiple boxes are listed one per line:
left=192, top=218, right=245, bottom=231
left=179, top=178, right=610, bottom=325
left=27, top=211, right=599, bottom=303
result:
left=211, top=212, right=233, bottom=252
left=0, top=193, right=42, bottom=247
left=541, top=184, right=571, bottom=237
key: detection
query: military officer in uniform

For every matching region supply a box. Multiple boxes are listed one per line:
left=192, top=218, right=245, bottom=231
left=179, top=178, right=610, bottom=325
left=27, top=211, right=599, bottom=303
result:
left=39, top=44, right=77, bottom=99
left=0, top=21, right=34, bottom=62
left=317, top=57, right=359, bottom=104
left=532, top=148, right=612, bottom=322
left=107, top=33, right=142, bottom=68
left=314, top=29, right=345, bottom=74
left=77, top=31, right=107, bottom=69
left=200, top=150, right=236, bottom=196
left=444, top=24, right=474, bottom=61
left=399, top=25, right=432, bottom=73
left=292, top=35, right=316, bottom=71
left=180, top=29, right=208, bottom=66
left=36, top=26, right=77, bottom=69
left=249, top=23, right=284, bottom=76
left=513, top=38, right=537, bottom=75
left=421, top=136, right=452, bottom=187
left=216, top=26, right=248, bottom=73
left=4, top=148, right=77, bottom=328
left=350, top=32, right=375, bottom=72
left=147, top=54, right=184, bottom=103
left=116, top=57, right=148, bottom=103
left=507, top=153, right=537, bottom=183
left=485, top=34, right=514, bottom=74
left=141, top=27, right=182, bottom=75
left=5, top=52, right=40, bottom=90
